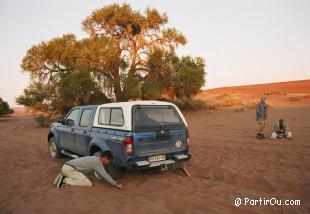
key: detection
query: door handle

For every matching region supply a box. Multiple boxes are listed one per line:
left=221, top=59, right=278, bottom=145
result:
left=83, top=130, right=87, bottom=135
left=71, top=128, right=74, bottom=132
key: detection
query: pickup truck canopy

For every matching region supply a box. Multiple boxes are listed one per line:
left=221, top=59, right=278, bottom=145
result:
left=92, top=101, right=188, bottom=131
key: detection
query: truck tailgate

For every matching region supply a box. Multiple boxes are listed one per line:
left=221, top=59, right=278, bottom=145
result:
left=133, top=128, right=187, bottom=157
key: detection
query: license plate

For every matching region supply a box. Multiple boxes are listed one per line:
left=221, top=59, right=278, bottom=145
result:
left=148, top=155, right=166, bottom=162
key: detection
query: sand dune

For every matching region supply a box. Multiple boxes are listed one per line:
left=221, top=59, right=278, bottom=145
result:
left=202, top=80, right=310, bottom=95
left=0, top=106, right=309, bottom=213
left=195, top=79, right=310, bottom=108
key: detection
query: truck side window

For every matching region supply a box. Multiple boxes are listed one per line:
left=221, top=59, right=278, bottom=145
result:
left=98, top=108, right=110, bottom=125
left=98, top=108, right=124, bottom=126
left=79, top=109, right=92, bottom=127
left=110, top=108, right=124, bottom=126
left=65, top=108, right=79, bottom=125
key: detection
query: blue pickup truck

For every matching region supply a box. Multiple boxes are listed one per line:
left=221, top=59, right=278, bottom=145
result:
left=48, top=101, right=191, bottom=178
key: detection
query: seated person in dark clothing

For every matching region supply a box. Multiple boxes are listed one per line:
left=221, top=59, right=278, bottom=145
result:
left=271, top=119, right=293, bottom=139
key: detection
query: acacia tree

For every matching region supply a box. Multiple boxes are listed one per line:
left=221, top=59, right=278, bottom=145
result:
left=82, top=3, right=186, bottom=101
left=18, top=3, right=206, bottom=118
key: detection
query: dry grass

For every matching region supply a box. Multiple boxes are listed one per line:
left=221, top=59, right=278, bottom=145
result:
left=203, top=100, right=217, bottom=110
left=216, top=93, right=246, bottom=107
left=245, top=101, right=257, bottom=109
left=289, top=96, right=302, bottom=101
left=287, top=93, right=310, bottom=102
left=266, top=103, right=275, bottom=108
left=265, top=89, right=287, bottom=96
left=243, top=101, right=274, bottom=109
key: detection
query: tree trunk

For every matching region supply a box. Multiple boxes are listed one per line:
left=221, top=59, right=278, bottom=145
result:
left=112, top=69, right=127, bottom=102
left=113, top=80, right=126, bottom=102
left=129, top=41, right=137, bottom=75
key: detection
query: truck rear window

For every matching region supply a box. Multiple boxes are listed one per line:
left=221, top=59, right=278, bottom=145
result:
left=133, top=105, right=185, bottom=131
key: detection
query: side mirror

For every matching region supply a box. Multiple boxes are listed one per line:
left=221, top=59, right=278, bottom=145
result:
left=57, top=117, right=64, bottom=124
left=66, top=119, right=75, bottom=126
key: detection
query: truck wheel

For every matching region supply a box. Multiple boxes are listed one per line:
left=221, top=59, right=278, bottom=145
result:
left=48, top=137, right=62, bottom=159
left=93, top=151, right=123, bottom=181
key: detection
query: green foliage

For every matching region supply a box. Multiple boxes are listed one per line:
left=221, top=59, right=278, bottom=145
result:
left=146, top=49, right=173, bottom=80
left=141, top=79, right=167, bottom=100
left=16, top=82, right=52, bottom=113
left=17, top=71, right=110, bottom=115
left=171, top=56, right=206, bottom=100
left=57, top=71, right=109, bottom=113
left=141, top=49, right=172, bottom=99
left=121, top=74, right=141, bottom=100
left=0, top=97, right=14, bottom=116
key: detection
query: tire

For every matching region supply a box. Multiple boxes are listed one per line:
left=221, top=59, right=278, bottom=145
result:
left=48, top=137, right=62, bottom=159
left=93, top=151, right=123, bottom=181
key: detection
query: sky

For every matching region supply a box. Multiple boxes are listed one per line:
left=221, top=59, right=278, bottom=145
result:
left=0, top=0, right=309, bottom=106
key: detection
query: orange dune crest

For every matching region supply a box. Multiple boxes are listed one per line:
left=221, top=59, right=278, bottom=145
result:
left=195, top=79, right=310, bottom=108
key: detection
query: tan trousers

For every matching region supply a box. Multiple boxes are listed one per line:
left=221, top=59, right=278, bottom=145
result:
left=61, top=164, right=92, bottom=187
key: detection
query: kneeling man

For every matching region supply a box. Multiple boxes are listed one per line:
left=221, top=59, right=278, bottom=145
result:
left=271, top=119, right=293, bottom=139
left=54, top=151, right=122, bottom=189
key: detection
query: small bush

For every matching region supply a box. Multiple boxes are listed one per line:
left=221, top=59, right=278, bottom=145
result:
left=172, top=98, right=192, bottom=110
left=34, top=114, right=53, bottom=127
left=156, top=97, right=211, bottom=111
left=234, top=107, right=245, bottom=112
left=161, top=98, right=208, bottom=111
left=191, top=99, right=207, bottom=110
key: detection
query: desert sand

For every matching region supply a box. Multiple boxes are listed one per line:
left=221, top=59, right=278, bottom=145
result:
left=1, top=81, right=310, bottom=214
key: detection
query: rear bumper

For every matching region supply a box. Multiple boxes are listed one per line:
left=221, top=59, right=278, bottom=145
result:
left=128, top=154, right=191, bottom=170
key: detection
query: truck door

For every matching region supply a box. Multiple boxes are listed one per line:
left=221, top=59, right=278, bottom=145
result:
left=58, top=108, right=80, bottom=152
left=75, top=108, right=93, bottom=155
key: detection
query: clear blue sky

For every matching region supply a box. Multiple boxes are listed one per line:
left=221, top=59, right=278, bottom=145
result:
left=0, top=0, right=309, bottom=106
